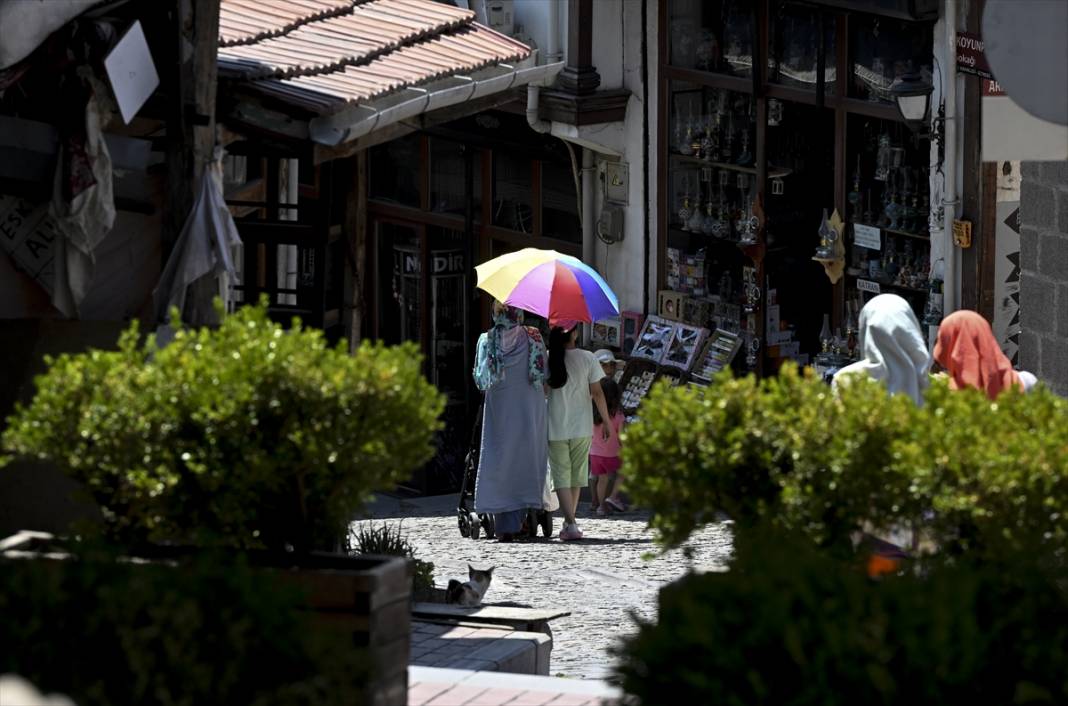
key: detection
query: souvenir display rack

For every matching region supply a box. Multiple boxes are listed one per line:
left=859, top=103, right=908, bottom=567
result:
left=658, top=0, right=935, bottom=375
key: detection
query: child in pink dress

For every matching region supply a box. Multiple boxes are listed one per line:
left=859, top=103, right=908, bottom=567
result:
left=590, top=378, right=627, bottom=515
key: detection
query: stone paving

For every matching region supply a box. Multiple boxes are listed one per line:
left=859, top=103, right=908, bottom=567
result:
left=364, top=494, right=732, bottom=682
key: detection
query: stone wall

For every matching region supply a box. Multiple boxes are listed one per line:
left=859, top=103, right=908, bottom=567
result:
left=1019, top=161, right=1068, bottom=395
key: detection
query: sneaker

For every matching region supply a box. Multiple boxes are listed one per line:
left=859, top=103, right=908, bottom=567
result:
left=595, top=505, right=607, bottom=517
left=560, top=523, right=584, bottom=541
left=605, top=497, right=627, bottom=513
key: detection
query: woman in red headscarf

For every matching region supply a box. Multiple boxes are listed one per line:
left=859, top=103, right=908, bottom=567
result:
left=933, top=310, right=1037, bottom=400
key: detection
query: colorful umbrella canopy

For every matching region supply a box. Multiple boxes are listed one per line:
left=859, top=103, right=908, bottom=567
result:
left=475, top=248, right=619, bottom=325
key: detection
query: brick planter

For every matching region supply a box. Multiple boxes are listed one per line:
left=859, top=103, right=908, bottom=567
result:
left=0, top=532, right=411, bottom=706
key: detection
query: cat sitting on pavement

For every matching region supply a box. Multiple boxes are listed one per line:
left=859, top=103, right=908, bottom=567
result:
left=446, top=565, right=494, bottom=607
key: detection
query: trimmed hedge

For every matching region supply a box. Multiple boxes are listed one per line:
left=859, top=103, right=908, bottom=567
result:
left=1, top=300, right=445, bottom=551
left=0, top=545, right=367, bottom=706
left=622, top=365, right=1068, bottom=557
left=615, top=530, right=1068, bottom=706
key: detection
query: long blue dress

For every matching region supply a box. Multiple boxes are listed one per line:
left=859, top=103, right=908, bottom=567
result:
left=474, top=332, right=548, bottom=534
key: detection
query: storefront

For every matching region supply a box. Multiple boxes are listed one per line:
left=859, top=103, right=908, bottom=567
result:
left=656, top=0, right=938, bottom=377
left=365, top=110, right=583, bottom=492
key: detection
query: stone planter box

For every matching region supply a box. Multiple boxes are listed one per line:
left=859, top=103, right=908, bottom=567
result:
left=0, top=531, right=411, bottom=706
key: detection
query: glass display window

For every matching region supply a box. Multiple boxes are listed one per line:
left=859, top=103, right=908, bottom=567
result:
left=849, top=14, right=934, bottom=104
left=492, top=151, right=534, bottom=233
left=541, top=159, right=581, bottom=244
left=429, top=138, right=481, bottom=221
left=667, top=0, right=754, bottom=76
left=768, top=2, right=837, bottom=94
left=369, top=134, right=421, bottom=207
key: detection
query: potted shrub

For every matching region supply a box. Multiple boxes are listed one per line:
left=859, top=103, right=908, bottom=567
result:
left=1, top=300, right=446, bottom=705
left=622, top=364, right=1068, bottom=558
left=615, top=528, right=1068, bottom=705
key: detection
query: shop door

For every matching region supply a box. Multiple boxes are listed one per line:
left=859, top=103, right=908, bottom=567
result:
left=373, top=218, right=475, bottom=492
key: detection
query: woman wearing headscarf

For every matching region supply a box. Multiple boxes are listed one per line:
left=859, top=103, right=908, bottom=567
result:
left=933, top=309, right=1037, bottom=399
left=832, top=294, right=932, bottom=405
left=472, top=301, right=550, bottom=541
left=831, top=294, right=932, bottom=575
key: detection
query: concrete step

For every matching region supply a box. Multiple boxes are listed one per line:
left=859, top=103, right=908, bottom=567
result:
left=408, top=666, right=623, bottom=706
left=411, top=619, right=552, bottom=675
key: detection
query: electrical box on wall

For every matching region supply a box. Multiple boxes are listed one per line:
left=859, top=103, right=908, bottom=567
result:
left=598, top=206, right=625, bottom=244
left=602, top=162, right=629, bottom=205
left=471, top=0, right=515, bottom=36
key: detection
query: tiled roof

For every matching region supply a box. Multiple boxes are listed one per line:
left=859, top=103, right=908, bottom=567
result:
left=218, top=0, right=532, bottom=115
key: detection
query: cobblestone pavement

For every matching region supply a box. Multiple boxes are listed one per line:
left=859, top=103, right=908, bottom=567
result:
left=363, top=495, right=732, bottom=682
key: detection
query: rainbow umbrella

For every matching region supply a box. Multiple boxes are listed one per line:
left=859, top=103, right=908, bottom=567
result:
left=475, top=248, right=619, bottom=325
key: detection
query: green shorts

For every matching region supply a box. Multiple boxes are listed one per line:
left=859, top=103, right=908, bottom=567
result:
left=549, top=437, right=592, bottom=489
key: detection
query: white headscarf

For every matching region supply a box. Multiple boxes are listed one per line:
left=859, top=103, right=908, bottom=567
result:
left=832, top=294, right=931, bottom=405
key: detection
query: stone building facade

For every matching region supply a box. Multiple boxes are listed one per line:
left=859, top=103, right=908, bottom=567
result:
left=1019, top=161, right=1068, bottom=395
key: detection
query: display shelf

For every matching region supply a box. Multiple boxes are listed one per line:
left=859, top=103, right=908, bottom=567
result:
left=846, top=272, right=928, bottom=295
left=669, top=152, right=793, bottom=179
left=668, top=226, right=754, bottom=252
left=850, top=221, right=930, bottom=242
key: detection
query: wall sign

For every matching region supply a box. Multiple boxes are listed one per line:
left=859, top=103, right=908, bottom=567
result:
left=0, top=195, right=58, bottom=296
left=853, top=223, right=881, bottom=251
left=956, top=32, right=994, bottom=80
left=856, top=278, right=881, bottom=294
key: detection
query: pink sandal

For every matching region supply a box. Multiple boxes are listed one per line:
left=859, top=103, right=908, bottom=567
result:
left=605, top=497, right=627, bottom=513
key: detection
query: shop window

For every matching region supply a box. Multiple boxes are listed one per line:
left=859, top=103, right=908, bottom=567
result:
left=492, top=151, right=534, bottom=233
left=769, top=2, right=837, bottom=94
left=427, top=227, right=470, bottom=404
left=540, top=160, right=581, bottom=244
left=666, top=79, right=759, bottom=326
left=375, top=221, right=421, bottom=346
left=429, top=138, right=481, bottom=220
left=667, top=0, right=753, bottom=77
left=369, top=134, right=421, bottom=207
left=849, top=14, right=934, bottom=104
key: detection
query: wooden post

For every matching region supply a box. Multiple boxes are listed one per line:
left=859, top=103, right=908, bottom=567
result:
left=163, top=0, right=221, bottom=323
left=345, top=152, right=368, bottom=351
left=556, top=0, right=600, bottom=94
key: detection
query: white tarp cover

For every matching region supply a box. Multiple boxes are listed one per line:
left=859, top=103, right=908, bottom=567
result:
left=0, top=0, right=102, bottom=70
left=50, top=82, right=116, bottom=317
left=153, top=152, right=242, bottom=323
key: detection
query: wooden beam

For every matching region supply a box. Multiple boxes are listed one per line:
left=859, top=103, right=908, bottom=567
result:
left=163, top=0, right=221, bottom=323
left=345, top=151, right=368, bottom=351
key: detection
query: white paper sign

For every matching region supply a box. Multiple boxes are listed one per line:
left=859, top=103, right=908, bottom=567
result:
left=853, top=223, right=881, bottom=251
left=857, top=278, right=881, bottom=294
left=105, top=21, right=160, bottom=125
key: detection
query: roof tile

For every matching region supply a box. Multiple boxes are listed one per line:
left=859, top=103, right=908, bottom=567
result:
left=219, top=0, right=532, bottom=115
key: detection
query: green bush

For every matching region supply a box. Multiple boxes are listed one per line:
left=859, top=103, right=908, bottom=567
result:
left=614, top=529, right=1068, bottom=706
left=0, top=545, right=367, bottom=706
left=348, top=520, right=435, bottom=595
left=622, top=364, right=1068, bottom=557
left=0, top=300, right=445, bottom=551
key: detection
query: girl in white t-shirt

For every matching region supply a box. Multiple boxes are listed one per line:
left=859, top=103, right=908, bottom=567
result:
left=547, top=324, right=615, bottom=541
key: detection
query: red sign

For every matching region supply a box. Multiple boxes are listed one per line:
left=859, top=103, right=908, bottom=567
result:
left=983, top=79, right=1006, bottom=97
left=957, top=32, right=994, bottom=80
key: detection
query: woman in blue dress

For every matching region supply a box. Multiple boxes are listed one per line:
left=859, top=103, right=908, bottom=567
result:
left=472, top=302, right=549, bottom=541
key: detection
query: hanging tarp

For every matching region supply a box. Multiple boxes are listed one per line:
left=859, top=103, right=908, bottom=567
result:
left=153, top=152, right=242, bottom=324
left=0, top=0, right=102, bottom=70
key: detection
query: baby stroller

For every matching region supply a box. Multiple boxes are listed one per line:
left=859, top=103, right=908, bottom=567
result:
left=457, top=404, right=554, bottom=540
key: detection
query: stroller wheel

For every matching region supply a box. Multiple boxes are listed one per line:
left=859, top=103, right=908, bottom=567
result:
left=469, top=512, right=481, bottom=540
left=539, top=511, right=553, bottom=538
left=481, top=514, right=496, bottom=539
left=458, top=510, right=471, bottom=538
